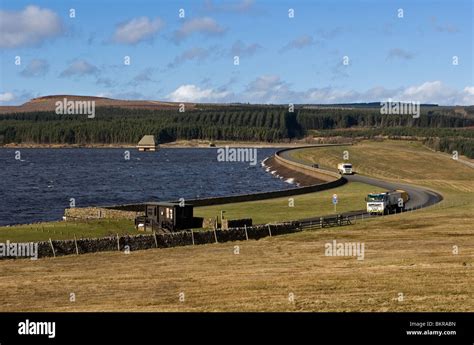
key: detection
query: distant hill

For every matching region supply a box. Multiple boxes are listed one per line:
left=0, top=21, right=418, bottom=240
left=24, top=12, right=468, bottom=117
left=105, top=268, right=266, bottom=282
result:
left=0, top=95, right=451, bottom=114
left=0, top=95, right=196, bottom=114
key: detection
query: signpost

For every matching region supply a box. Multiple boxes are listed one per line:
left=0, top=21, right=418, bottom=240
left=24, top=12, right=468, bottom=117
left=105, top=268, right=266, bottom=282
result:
left=332, top=194, right=338, bottom=213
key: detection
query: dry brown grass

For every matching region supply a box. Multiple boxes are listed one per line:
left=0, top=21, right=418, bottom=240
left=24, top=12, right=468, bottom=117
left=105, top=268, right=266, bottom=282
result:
left=0, top=204, right=471, bottom=312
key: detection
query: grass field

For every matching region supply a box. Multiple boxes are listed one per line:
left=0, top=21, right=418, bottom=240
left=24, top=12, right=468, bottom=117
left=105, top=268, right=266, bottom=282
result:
left=290, top=140, right=473, bottom=189
left=0, top=219, right=135, bottom=242
left=0, top=140, right=472, bottom=312
left=195, top=182, right=384, bottom=225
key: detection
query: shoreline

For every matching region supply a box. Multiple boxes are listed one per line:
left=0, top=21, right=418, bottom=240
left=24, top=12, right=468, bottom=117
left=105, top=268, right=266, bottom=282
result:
left=0, top=140, right=319, bottom=149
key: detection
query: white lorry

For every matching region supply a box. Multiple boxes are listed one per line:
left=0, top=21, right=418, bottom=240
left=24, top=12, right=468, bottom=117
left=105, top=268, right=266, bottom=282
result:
left=366, top=190, right=409, bottom=215
left=337, top=163, right=353, bottom=175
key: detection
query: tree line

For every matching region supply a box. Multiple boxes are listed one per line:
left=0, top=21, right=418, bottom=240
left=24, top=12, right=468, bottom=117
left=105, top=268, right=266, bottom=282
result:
left=0, top=105, right=472, bottom=157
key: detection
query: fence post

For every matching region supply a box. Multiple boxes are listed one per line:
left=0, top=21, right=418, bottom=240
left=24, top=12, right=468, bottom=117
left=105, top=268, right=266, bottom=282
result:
left=213, top=228, right=218, bottom=243
left=267, top=224, right=272, bottom=237
left=153, top=231, right=158, bottom=248
left=116, top=233, right=120, bottom=251
left=244, top=225, right=249, bottom=241
left=73, top=234, right=79, bottom=255
left=49, top=238, right=56, bottom=258
left=320, top=217, right=323, bottom=228
left=191, top=230, right=195, bottom=246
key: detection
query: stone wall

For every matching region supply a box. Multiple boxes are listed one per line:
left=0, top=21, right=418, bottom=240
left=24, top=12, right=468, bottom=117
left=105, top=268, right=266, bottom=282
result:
left=202, top=217, right=217, bottom=229
left=222, top=218, right=252, bottom=230
left=25, top=222, right=302, bottom=259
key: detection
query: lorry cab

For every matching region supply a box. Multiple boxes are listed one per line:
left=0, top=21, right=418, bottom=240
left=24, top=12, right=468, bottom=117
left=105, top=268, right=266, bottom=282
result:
left=366, top=193, right=388, bottom=214
left=338, top=163, right=353, bottom=175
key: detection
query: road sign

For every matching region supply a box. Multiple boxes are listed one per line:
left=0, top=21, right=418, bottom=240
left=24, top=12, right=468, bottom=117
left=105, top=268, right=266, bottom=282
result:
left=332, top=194, right=338, bottom=213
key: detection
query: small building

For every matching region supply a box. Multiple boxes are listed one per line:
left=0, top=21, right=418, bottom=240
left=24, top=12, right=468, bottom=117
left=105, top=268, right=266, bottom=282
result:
left=136, top=202, right=195, bottom=232
left=137, top=135, right=157, bottom=151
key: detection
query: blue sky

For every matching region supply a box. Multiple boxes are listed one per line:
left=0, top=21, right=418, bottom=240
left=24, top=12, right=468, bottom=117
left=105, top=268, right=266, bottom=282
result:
left=0, top=0, right=473, bottom=105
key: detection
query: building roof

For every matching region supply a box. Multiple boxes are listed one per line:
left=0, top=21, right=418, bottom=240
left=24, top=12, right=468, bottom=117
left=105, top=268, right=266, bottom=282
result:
left=137, top=135, right=156, bottom=147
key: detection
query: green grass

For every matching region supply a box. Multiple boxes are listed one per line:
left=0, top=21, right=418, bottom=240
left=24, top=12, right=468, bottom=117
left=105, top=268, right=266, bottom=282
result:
left=195, top=182, right=384, bottom=225
left=289, top=140, right=472, bottom=184
left=0, top=219, right=135, bottom=242
left=0, top=182, right=382, bottom=242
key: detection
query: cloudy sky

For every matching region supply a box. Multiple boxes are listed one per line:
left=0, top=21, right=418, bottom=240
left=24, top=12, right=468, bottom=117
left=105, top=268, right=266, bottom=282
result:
left=0, top=0, right=473, bottom=105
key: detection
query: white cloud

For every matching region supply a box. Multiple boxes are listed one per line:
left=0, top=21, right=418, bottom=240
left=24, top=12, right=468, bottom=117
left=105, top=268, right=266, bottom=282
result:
left=20, top=59, right=49, bottom=77
left=387, top=48, right=414, bottom=60
left=305, top=88, right=360, bottom=103
left=172, top=17, right=225, bottom=43
left=60, top=60, right=99, bottom=77
left=302, top=81, right=473, bottom=105
left=204, top=0, right=255, bottom=13
left=0, top=92, right=15, bottom=102
left=141, top=79, right=474, bottom=105
left=167, top=84, right=230, bottom=102
left=246, top=75, right=282, bottom=90
left=279, top=35, right=315, bottom=53
left=316, top=27, right=344, bottom=40
left=460, top=87, right=474, bottom=105
left=328, top=82, right=474, bottom=105
left=168, top=47, right=212, bottom=68
left=0, top=6, right=64, bottom=48
left=133, top=68, right=155, bottom=83
left=430, top=17, right=459, bottom=33
left=112, top=17, right=164, bottom=44
left=240, top=77, right=474, bottom=105
left=230, top=40, right=261, bottom=57
left=243, top=75, right=296, bottom=103
left=396, top=81, right=456, bottom=104
left=96, top=77, right=114, bottom=87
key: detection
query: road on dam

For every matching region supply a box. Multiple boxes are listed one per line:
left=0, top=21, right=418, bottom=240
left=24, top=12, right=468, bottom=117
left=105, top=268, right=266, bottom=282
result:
left=278, top=146, right=444, bottom=220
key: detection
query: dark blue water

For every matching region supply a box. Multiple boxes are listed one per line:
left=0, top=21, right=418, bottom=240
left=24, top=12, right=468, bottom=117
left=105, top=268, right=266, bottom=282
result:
left=0, top=148, right=292, bottom=226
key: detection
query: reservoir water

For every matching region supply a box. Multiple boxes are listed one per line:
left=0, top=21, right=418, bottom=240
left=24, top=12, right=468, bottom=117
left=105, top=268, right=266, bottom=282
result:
left=0, top=148, right=293, bottom=226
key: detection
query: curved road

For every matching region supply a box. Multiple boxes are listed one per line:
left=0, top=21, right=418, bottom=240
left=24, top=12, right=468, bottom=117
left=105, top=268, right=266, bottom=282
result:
left=278, top=147, right=443, bottom=215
